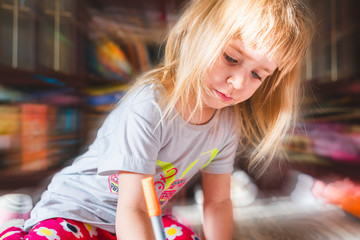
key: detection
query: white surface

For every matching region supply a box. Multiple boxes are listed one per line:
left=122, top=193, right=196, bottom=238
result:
left=172, top=197, right=360, bottom=240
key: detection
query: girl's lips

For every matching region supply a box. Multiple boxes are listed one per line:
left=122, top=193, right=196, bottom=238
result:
left=215, top=90, right=233, bottom=102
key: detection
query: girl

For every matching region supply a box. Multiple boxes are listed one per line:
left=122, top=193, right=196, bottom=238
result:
left=0, top=0, right=314, bottom=239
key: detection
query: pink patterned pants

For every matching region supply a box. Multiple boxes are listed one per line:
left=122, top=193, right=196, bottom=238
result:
left=0, top=216, right=200, bottom=240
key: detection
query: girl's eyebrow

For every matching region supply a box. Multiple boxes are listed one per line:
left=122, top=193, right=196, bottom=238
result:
left=230, top=45, right=272, bottom=74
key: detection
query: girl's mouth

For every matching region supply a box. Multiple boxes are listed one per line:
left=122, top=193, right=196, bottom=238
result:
left=215, top=90, right=233, bottom=102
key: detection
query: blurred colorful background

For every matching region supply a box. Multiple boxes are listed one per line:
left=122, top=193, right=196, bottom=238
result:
left=0, top=0, right=359, bottom=239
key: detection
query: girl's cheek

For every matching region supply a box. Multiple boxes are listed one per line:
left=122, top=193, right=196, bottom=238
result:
left=214, top=67, right=228, bottom=82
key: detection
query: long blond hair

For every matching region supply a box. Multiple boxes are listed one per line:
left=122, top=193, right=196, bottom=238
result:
left=128, top=0, right=315, bottom=174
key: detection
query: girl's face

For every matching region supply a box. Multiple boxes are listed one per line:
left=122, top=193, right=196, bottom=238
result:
left=202, top=39, right=278, bottom=111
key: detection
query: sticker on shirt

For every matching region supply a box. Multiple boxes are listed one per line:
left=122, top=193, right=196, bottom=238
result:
left=108, top=174, right=119, bottom=194
left=155, top=148, right=218, bottom=206
left=159, top=178, right=186, bottom=205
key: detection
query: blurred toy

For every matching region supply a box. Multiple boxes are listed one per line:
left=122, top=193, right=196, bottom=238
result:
left=231, top=171, right=258, bottom=207
left=0, top=194, right=33, bottom=226
left=290, top=173, right=318, bottom=206
left=312, top=178, right=360, bottom=218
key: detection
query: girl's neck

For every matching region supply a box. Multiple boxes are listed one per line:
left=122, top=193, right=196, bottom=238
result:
left=179, top=104, right=217, bottom=125
left=163, top=83, right=216, bottom=125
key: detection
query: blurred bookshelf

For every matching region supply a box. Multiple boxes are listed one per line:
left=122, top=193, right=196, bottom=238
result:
left=284, top=0, right=360, bottom=181
left=0, top=0, right=180, bottom=189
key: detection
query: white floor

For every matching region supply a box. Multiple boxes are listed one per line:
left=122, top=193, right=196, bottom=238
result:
left=172, top=197, right=360, bottom=240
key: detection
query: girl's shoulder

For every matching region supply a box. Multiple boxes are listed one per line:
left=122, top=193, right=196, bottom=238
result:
left=122, top=82, right=164, bottom=107
left=111, top=83, right=158, bottom=114
left=97, top=83, right=164, bottom=137
left=111, top=82, right=164, bottom=122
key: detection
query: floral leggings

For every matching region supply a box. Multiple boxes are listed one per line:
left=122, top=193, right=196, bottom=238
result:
left=0, top=216, right=200, bottom=240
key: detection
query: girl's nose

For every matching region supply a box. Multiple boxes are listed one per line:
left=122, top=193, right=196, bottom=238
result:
left=227, top=72, right=246, bottom=90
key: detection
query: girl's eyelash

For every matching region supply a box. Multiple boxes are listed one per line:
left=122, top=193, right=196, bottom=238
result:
left=251, top=71, right=262, bottom=81
left=223, top=53, right=237, bottom=63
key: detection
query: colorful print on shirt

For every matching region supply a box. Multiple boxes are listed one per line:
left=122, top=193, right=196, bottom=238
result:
left=107, top=148, right=218, bottom=205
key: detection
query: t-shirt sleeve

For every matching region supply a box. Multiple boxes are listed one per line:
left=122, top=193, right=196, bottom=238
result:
left=96, top=102, right=162, bottom=176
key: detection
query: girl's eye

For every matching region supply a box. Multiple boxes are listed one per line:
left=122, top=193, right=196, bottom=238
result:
left=251, top=71, right=262, bottom=81
left=223, top=53, right=237, bottom=63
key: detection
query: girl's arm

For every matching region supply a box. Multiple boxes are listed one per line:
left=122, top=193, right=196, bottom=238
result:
left=201, top=172, right=233, bottom=240
left=116, top=171, right=155, bottom=240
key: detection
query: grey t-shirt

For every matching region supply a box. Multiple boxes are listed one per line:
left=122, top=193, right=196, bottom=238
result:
left=25, top=83, right=238, bottom=233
